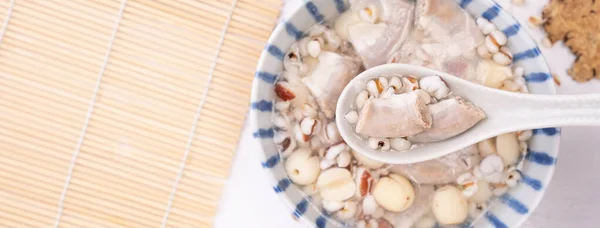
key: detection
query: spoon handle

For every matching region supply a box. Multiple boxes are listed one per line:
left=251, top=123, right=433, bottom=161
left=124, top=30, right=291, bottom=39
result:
left=492, top=93, right=600, bottom=131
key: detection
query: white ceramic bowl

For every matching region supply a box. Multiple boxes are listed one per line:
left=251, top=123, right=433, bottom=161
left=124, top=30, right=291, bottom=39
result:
left=251, top=0, right=559, bottom=227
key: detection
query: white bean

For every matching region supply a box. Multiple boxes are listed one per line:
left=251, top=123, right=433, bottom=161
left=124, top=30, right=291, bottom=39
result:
left=356, top=90, right=370, bottom=109
left=401, top=76, right=420, bottom=92
left=325, top=143, right=347, bottom=160
left=366, top=80, right=380, bottom=98
left=505, top=168, right=522, bottom=188
left=500, top=47, right=513, bottom=58
left=493, top=51, right=512, bottom=66
left=345, top=111, right=359, bottom=124
left=298, top=37, right=310, bottom=57
left=482, top=23, right=497, bottom=35
left=300, top=117, right=319, bottom=135
left=325, top=122, right=341, bottom=143
left=307, top=40, right=321, bottom=58
left=362, top=194, right=379, bottom=215
left=389, top=76, right=403, bottom=93
left=336, top=150, right=352, bottom=167
left=456, top=173, right=478, bottom=197
left=476, top=17, right=490, bottom=30
left=485, top=35, right=501, bottom=53
left=377, top=77, right=389, bottom=92
left=479, top=154, right=505, bottom=174
left=419, top=76, right=450, bottom=99
left=490, top=30, right=508, bottom=46
left=368, top=137, right=390, bottom=150
left=391, top=137, right=412, bottom=151
left=294, top=124, right=309, bottom=144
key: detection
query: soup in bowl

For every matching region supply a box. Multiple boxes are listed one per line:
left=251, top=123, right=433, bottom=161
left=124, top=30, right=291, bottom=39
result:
left=251, top=0, right=558, bottom=227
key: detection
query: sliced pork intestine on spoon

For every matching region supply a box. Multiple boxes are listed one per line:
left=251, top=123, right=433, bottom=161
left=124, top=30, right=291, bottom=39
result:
left=355, top=90, right=432, bottom=138
left=346, top=0, right=415, bottom=69
left=408, top=96, right=485, bottom=143
left=301, top=52, right=361, bottom=118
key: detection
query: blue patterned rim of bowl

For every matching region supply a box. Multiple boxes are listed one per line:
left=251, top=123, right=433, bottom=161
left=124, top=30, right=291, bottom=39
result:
left=250, top=0, right=559, bottom=227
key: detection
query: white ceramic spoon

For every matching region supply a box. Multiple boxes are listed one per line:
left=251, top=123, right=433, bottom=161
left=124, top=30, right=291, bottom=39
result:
left=336, top=64, right=600, bottom=164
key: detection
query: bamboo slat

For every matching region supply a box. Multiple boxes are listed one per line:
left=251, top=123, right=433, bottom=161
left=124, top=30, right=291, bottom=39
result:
left=0, top=0, right=280, bottom=227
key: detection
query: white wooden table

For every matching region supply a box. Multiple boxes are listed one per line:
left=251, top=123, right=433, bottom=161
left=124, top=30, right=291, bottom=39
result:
left=214, top=1, right=600, bottom=227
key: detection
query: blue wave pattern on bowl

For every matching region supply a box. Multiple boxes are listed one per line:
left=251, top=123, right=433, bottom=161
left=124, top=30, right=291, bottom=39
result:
left=250, top=0, right=560, bottom=227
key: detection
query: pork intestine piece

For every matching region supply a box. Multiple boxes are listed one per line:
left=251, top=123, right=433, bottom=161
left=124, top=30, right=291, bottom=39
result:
left=390, top=145, right=481, bottom=185
left=355, top=90, right=432, bottom=138
left=415, top=0, right=483, bottom=45
left=408, top=97, right=485, bottom=143
left=346, top=0, right=415, bottom=69
left=301, top=52, right=361, bottom=118
left=389, top=0, right=484, bottom=80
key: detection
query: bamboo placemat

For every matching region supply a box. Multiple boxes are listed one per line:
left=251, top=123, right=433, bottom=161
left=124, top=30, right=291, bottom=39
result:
left=0, top=0, right=280, bottom=227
